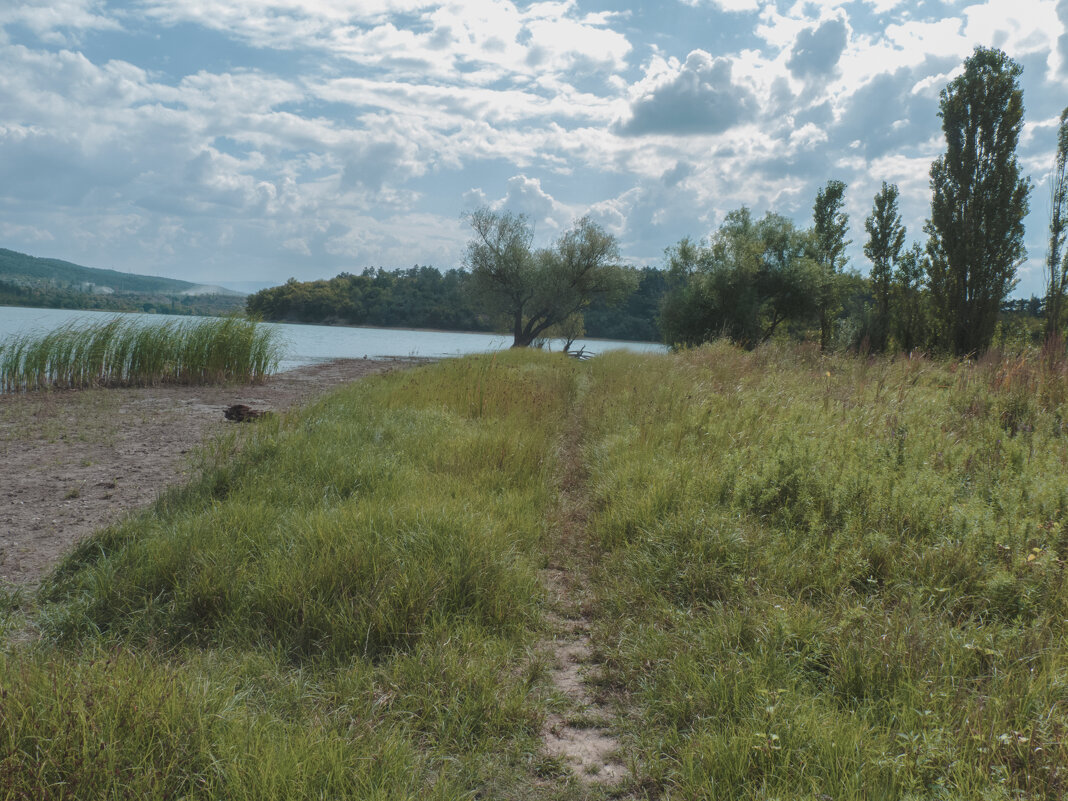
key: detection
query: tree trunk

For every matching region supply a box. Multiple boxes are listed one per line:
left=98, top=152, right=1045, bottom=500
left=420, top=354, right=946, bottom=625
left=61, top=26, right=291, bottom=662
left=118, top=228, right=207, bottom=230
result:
left=512, top=310, right=528, bottom=347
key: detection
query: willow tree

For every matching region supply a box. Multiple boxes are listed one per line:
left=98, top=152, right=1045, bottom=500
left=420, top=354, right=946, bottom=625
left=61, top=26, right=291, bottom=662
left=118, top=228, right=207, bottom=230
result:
left=864, top=182, right=906, bottom=351
left=464, top=208, right=634, bottom=348
left=1045, top=107, right=1068, bottom=340
left=660, top=208, right=819, bottom=348
left=925, top=47, right=1030, bottom=356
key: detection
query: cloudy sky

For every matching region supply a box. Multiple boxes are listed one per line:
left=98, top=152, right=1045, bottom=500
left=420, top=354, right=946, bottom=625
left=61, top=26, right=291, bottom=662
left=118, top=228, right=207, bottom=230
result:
left=2, top=0, right=1067, bottom=294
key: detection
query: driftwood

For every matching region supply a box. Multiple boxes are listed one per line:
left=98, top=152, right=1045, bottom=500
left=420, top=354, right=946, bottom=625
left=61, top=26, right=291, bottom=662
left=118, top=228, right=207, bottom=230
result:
left=223, top=404, right=271, bottom=422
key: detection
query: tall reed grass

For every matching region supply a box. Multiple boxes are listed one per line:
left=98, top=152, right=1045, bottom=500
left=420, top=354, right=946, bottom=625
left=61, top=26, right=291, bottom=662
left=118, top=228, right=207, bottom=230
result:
left=0, top=316, right=282, bottom=391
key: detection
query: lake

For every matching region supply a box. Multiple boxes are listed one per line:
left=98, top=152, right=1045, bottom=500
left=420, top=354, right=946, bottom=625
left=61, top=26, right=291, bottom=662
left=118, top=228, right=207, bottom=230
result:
left=0, top=306, right=666, bottom=371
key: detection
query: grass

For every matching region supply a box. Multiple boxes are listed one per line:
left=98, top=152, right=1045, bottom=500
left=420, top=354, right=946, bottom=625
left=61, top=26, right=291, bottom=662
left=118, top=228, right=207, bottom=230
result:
left=582, top=342, right=1068, bottom=799
left=2, top=350, right=582, bottom=799
left=3, top=344, right=1068, bottom=798
left=0, top=316, right=282, bottom=391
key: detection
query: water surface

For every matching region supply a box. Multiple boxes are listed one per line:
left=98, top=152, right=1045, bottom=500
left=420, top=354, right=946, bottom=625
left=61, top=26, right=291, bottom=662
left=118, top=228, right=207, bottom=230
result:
left=0, top=306, right=666, bottom=371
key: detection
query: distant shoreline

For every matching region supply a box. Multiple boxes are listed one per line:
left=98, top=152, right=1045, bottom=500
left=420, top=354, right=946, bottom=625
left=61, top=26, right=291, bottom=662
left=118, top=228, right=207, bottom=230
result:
left=0, top=305, right=663, bottom=348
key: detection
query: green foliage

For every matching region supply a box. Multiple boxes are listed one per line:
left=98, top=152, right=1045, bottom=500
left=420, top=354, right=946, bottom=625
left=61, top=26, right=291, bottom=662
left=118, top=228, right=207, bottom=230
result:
left=0, top=247, right=244, bottom=316
left=811, top=179, right=851, bottom=351
left=893, top=243, right=930, bottom=352
left=659, top=209, right=819, bottom=348
left=465, top=208, right=635, bottom=347
left=584, top=266, right=666, bottom=341
left=926, top=46, right=1031, bottom=356
left=246, top=263, right=661, bottom=343
left=1044, top=107, right=1068, bottom=340
left=864, top=182, right=907, bottom=351
left=0, top=316, right=281, bottom=391
left=246, top=267, right=494, bottom=332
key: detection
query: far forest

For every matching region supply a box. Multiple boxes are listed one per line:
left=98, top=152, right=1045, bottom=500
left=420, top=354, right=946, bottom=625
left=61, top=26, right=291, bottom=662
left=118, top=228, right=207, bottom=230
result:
left=245, top=266, right=667, bottom=343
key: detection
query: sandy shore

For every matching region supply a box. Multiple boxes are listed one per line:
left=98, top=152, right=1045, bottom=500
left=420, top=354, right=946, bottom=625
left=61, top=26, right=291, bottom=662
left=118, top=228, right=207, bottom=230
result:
left=0, top=358, right=425, bottom=586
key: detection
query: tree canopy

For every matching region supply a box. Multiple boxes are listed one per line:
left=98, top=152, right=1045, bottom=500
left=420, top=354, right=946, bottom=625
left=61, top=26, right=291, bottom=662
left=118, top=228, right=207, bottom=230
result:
left=660, top=208, right=818, bottom=348
left=864, top=182, right=907, bottom=351
left=811, top=179, right=851, bottom=350
left=1044, top=107, right=1068, bottom=340
left=925, top=46, right=1031, bottom=356
left=464, top=208, right=634, bottom=348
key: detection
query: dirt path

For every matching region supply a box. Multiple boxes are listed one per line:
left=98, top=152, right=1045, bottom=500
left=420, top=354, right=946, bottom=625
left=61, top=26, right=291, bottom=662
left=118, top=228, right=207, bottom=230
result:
left=0, top=358, right=426, bottom=586
left=539, top=376, right=628, bottom=786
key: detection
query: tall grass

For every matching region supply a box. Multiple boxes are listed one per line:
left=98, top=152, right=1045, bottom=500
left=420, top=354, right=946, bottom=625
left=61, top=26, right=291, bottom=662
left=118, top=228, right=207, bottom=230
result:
left=582, top=342, right=1068, bottom=799
left=2, top=351, right=579, bottom=799
left=7, top=344, right=1068, bottom=798
left=0, top=316, right=282, bottom=391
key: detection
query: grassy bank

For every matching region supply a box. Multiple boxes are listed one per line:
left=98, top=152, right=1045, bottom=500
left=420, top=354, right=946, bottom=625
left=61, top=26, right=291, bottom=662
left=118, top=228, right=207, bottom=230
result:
left=3, top=345, right=1068, bottom=798
left=583, top=343, right=1068, bottom=798
left=2, top=351, right=580, bottom=798
left=0, top=316, right=282, bottom=391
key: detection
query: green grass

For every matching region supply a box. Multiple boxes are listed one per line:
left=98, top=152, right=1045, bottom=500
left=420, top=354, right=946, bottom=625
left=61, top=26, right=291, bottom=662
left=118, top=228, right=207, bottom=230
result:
left=582, top=342, right=1068, bottom=799
left=2, top=350, right=581, bottom=799
left=4, top=345, right=1068, bottom=798
left=0, top=316, right=282, bottom=391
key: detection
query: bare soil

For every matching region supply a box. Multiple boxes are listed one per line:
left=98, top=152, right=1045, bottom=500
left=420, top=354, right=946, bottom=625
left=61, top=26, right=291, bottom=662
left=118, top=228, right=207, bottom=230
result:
left=539, top=380, right=628, bottom=786
left=0, top=358, right=424, bottom=587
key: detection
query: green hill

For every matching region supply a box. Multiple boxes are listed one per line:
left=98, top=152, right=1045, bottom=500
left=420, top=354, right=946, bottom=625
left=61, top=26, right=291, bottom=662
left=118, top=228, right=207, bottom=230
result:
left=0, top=247, right=245, bottom=316
left=0, top=248, right=202, bottom=294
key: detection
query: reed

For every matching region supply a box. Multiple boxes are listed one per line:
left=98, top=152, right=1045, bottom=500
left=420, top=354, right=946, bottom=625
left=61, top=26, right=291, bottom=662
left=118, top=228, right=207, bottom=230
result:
left=0, top=316, right=282, bottom=391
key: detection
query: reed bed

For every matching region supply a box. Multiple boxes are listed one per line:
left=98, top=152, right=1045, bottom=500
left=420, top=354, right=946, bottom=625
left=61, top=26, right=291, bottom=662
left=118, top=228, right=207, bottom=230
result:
left=0, top=316, right=282, bottom=391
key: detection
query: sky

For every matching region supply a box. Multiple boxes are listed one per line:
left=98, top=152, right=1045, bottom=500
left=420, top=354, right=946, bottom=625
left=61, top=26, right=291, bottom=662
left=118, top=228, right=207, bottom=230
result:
left=2, top=0, right=1067, bottom=295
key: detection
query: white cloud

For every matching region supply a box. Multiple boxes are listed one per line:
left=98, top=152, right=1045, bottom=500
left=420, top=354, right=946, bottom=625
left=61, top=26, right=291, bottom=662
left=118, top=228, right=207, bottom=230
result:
left=1, top=0, right=1065, bottom=296
left=680, top=0, right=761, bottom=11
left=615, top=50, right=758, bottom=136
left=0, top=0, right=120, bottom=43
left=493, top=174, right=573, bottom=232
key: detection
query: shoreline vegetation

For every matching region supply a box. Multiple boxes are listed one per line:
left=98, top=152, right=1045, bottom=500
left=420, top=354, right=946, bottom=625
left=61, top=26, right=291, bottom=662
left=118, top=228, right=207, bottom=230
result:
left=0, top=316, right=282, bottom=392
left=2, top=344, right=1067, bottom=797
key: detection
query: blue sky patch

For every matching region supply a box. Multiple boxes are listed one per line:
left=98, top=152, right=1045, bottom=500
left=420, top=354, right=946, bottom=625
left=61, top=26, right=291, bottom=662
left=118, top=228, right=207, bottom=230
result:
left=0, top=0, right=1065, bottom=296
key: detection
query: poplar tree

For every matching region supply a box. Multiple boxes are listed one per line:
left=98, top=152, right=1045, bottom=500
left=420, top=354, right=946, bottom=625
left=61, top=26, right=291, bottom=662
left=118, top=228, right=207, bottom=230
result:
left=894, top=243, right=927, bottom=353
left=864, top=182, right=906, bottom=351
left=812, top=179, right=850, bottom=350
left=925, top=46, right=1030, bottom=356
left=1044, top=107, right=1068, bottom=340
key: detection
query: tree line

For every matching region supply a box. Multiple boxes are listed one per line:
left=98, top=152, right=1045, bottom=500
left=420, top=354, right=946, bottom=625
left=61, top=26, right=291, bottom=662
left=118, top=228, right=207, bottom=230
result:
left=0, top=279, right=244, bottom=317
left=245, top=263, right=668, bottom=342
left=663, top=46, right=1063, bottom=357
left=251, top=46, right=1067, bottom=355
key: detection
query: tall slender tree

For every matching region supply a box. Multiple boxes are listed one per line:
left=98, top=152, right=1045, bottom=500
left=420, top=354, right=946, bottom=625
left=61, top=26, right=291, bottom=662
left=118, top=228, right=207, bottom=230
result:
left=894, top=243, right=927, bottom=353
left=925, top=46, right=1031, bottom=356
left=1044, top=107, right=1068, bottom=341
left=864, top=182, right=906, bottom=351
left=811, top=179, right=851, bottom=350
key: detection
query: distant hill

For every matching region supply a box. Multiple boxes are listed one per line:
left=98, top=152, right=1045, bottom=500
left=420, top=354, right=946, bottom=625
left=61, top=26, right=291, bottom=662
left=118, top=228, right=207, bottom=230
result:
left=0, top=248, right=243, bottom=296
left=0, top=248, right=245, bottom=316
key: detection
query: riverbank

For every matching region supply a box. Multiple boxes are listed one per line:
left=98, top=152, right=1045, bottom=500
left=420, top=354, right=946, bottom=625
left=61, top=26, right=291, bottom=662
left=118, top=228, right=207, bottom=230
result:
left=3, top=345, right=1067, bottom=798
left=0, top=357, right=428, bottom=585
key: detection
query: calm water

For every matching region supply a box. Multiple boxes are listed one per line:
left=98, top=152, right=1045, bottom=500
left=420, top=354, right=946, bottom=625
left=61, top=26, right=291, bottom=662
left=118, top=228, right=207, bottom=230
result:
left=0, top=306, right=666, bottom=371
